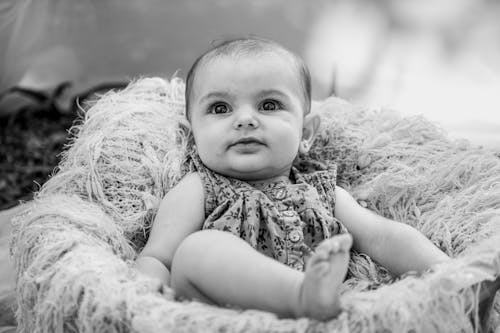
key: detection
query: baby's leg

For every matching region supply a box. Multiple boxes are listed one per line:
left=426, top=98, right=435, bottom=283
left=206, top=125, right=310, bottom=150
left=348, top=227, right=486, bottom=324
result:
left=170, top=229, right=352, bottom=319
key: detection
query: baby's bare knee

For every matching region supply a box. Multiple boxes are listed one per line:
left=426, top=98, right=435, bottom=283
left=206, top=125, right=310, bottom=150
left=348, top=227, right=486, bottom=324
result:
left=173, top=231, right=214, bottom=265
left=172, top=230, right=235, bottom=273
left=170, top=230, right=235, bottom=301
left=176, top=230, right=231, bottom=255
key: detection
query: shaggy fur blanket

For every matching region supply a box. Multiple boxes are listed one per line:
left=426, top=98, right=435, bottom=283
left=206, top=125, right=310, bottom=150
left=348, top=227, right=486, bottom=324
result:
left=10, top=78, right=500, bottom=332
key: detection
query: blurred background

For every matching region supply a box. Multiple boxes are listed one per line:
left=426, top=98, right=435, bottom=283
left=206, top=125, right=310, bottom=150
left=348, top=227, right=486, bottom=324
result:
left=1, top=0, right=500, bottom=208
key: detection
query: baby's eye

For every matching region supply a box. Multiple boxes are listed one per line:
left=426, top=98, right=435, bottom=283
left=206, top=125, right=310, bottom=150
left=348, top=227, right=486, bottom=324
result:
left=208, top=102, right=230, bottom=114
left=260, top=100, right=282, bottom=112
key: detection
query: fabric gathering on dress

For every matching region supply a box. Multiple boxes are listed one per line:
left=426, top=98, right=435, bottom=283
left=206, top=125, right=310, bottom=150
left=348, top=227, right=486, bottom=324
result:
left=188, top=152, right=348, bottom=272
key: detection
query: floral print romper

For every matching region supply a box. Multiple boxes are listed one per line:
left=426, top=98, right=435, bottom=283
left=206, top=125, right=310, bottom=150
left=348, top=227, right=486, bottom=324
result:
left=189, top=154, right=348, bottom=272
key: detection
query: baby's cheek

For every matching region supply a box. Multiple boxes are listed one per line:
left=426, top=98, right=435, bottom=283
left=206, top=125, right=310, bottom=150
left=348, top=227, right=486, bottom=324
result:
left=275, top=130, right=301, bottom=152
left=197, top=139, right=224, bottom=165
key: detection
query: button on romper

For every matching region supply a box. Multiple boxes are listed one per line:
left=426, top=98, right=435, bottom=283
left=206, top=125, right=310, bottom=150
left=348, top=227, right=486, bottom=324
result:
left=189, top=154, right=348, bottom=272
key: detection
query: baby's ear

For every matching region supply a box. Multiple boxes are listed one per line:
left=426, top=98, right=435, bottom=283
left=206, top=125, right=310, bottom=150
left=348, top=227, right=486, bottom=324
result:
left=299, top=113, right=321, bottom=153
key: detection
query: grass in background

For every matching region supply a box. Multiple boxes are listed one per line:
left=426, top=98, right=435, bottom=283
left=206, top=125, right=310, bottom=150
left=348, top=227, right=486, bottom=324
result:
left=0, top=107, right=76, bottom=210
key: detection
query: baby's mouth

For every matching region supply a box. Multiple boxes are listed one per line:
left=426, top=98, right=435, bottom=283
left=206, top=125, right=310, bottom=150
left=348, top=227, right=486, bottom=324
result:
left=229, top=137, right=265, bottom=150
left=231, top=137, right=264, bottom=145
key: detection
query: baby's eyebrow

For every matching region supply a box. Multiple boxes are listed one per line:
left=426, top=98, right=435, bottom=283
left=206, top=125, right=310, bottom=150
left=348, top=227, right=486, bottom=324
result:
left=200, top=92, right=232, bottom=103
left=256, top=89, right=290, bottom=100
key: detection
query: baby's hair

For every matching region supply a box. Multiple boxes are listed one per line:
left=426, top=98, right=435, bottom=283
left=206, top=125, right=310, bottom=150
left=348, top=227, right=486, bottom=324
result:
left=184, top=36, right=311, bottom=120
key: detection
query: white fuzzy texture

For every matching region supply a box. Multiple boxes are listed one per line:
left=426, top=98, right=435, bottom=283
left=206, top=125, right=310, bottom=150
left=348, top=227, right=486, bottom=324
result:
left=10, top=78, right=500, bottom=332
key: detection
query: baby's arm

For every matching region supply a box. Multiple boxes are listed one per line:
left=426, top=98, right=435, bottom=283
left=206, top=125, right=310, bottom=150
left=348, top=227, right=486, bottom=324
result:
left=334, top=186, right=449, bottom=276
left=135, top=173, right=205, bottom=286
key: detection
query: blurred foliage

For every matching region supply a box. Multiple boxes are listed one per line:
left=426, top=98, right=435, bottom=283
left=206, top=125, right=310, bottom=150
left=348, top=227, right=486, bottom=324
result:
left=0, top=107, right=76, bottom=210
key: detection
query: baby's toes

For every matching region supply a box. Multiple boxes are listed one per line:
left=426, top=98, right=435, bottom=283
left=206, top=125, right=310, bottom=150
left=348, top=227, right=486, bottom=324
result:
left=336, top=233, right=353, bottom=252
left=330, top=240, right=341, bottom=253
left=315, top=234, right=352, bottom=256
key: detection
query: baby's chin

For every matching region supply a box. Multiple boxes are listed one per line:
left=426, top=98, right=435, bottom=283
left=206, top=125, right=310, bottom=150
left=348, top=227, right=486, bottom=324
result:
left=199, top=153, right=294, bottom=181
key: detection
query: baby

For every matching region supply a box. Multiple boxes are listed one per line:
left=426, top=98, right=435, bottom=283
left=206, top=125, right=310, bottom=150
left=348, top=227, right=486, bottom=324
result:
left=135, top=37, right=453, bottom=320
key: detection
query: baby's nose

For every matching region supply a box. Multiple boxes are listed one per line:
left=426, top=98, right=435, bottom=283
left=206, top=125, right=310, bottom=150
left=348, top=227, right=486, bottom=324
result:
left=234, top=108, right=259, bottom=129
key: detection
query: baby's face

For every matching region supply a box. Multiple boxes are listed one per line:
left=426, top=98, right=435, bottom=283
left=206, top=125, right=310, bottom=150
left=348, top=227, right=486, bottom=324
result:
left=189, top=53, right=305, bottom=182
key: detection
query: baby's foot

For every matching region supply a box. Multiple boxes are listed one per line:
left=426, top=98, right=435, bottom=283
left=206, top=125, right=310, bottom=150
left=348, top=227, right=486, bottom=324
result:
left=295, top=233, right=353, bottom=320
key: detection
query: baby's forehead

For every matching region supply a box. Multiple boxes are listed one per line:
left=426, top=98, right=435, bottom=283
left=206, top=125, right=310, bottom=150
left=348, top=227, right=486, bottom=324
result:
left=194, top=56, right=303, bottom=101
left=196, top=51, right=302, bottom=86
left=207, top=47, right=297, bottom=70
